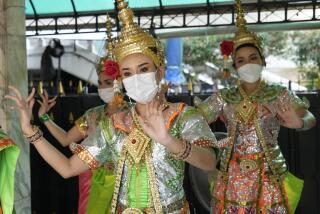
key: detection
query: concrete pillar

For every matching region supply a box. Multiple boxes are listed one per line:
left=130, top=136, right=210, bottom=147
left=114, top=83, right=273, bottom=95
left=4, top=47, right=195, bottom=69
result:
left=0, top=0, right=31, bottom=213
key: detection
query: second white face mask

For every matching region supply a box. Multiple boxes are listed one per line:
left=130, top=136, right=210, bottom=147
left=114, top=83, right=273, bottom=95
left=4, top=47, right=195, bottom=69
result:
left=98, top=87, right=114, bottom=103
left=237, top=63, right=263, bottom=83
left=122, top=72, right=158, bottom=104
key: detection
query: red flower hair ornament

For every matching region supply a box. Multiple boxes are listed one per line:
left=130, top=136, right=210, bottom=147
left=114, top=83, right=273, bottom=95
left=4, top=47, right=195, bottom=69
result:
left=220, top=40, right=234, bottom=57
left=103, top=60, right=120, bottom=80
left=219, top=40, right=234, bottom=79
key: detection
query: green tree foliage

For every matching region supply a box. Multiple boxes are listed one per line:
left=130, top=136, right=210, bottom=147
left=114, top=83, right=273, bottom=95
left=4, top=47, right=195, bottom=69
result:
left=261, top=30, right=320, bottom=89
left=290, top=30, right=320, bottom=89
left=291, top=31, right=320, bottom=68
left=183, top=35, right=231, bottom=85
left=260, top=31, right=290, bottom=57
left=183, top=34, right=233, bottom=67
left=182, top=30, right=320, bottom=89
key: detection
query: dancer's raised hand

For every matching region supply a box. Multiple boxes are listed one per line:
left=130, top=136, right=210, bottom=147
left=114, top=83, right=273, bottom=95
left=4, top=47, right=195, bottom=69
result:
left=5, top=86, right=36, bottom=134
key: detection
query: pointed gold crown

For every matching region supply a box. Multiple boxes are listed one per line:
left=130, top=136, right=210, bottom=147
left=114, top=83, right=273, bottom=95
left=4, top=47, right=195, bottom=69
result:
left=97, top=14, right=115, bottom=74
left=114, top=0, right=164, bottom=68
left=233, top=0, right=264, bottom=58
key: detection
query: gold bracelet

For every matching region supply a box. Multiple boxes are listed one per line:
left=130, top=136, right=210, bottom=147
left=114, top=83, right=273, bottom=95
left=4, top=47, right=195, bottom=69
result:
left=171, top=140, right=187, bottom=159
left=23, top=126, right=37, bottom=138
left=172, top=140, right=192, bottom=160
left=24, top=126, right=43, bottom=144
left=180, top=141, right=192, bottom=160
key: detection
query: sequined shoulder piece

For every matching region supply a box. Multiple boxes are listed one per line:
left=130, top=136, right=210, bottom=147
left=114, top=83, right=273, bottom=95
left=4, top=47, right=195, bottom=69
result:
left=177, top=105, right=201, bottom=123
left=74, top=104, right=107, bottom=137
left=86, top=104, right=106, bottom=114
left=220, top=83, right=286, bottom=104
left=252, top=84, right=286, bottom=103
left=220, top=87, right=242, bottom=104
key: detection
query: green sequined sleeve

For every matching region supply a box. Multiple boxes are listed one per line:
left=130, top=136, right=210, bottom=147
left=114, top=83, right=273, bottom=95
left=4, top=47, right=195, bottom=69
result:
left=194, top=93, right=224, bottom=124
left=274, top=88, right=310, bottom=112
left=177, top=106, right=217, bottom=145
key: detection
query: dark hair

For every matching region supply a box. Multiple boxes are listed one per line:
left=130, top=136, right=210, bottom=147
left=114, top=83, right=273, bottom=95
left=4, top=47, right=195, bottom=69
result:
left=149, top=47, right=158, bottom=55
left=233, top=43, right=266, bottom=68
left=148, top=47, right=164, bottom=67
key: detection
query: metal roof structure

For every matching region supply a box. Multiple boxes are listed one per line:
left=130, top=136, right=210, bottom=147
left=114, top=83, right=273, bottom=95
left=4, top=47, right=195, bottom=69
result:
left=25, top=0, right=320, bottom=36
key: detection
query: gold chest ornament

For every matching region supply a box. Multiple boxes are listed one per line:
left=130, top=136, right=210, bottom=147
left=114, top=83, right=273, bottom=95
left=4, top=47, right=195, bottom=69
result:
left=124, top=127, right=151, bottom=164
left=236, top=98, right=256, bottom=124
left=236, top=81, right=264, bottom=124
left=124, top=108, right=152, bottom=164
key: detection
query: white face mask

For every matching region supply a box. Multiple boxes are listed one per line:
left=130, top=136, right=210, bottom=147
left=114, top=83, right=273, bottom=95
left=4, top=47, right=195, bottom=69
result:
left=122, top=72, right=158, bottom=104
left=237, top=63, right=263, bottom=83
left=98, top=87, right=114, bottom=103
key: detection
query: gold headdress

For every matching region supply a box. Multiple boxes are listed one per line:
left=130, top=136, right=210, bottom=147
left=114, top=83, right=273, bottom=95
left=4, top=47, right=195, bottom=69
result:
left=233, top=0, right=264, bottom=59
left=96, top=14, right=116, bottom=74
left=114, top=0, right=164, bottom=68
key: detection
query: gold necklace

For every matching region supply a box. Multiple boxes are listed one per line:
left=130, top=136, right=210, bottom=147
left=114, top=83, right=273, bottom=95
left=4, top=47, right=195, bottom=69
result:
left=124, top=108, right=151, bottom=164
left=236, top=81, right=264, bottom=124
